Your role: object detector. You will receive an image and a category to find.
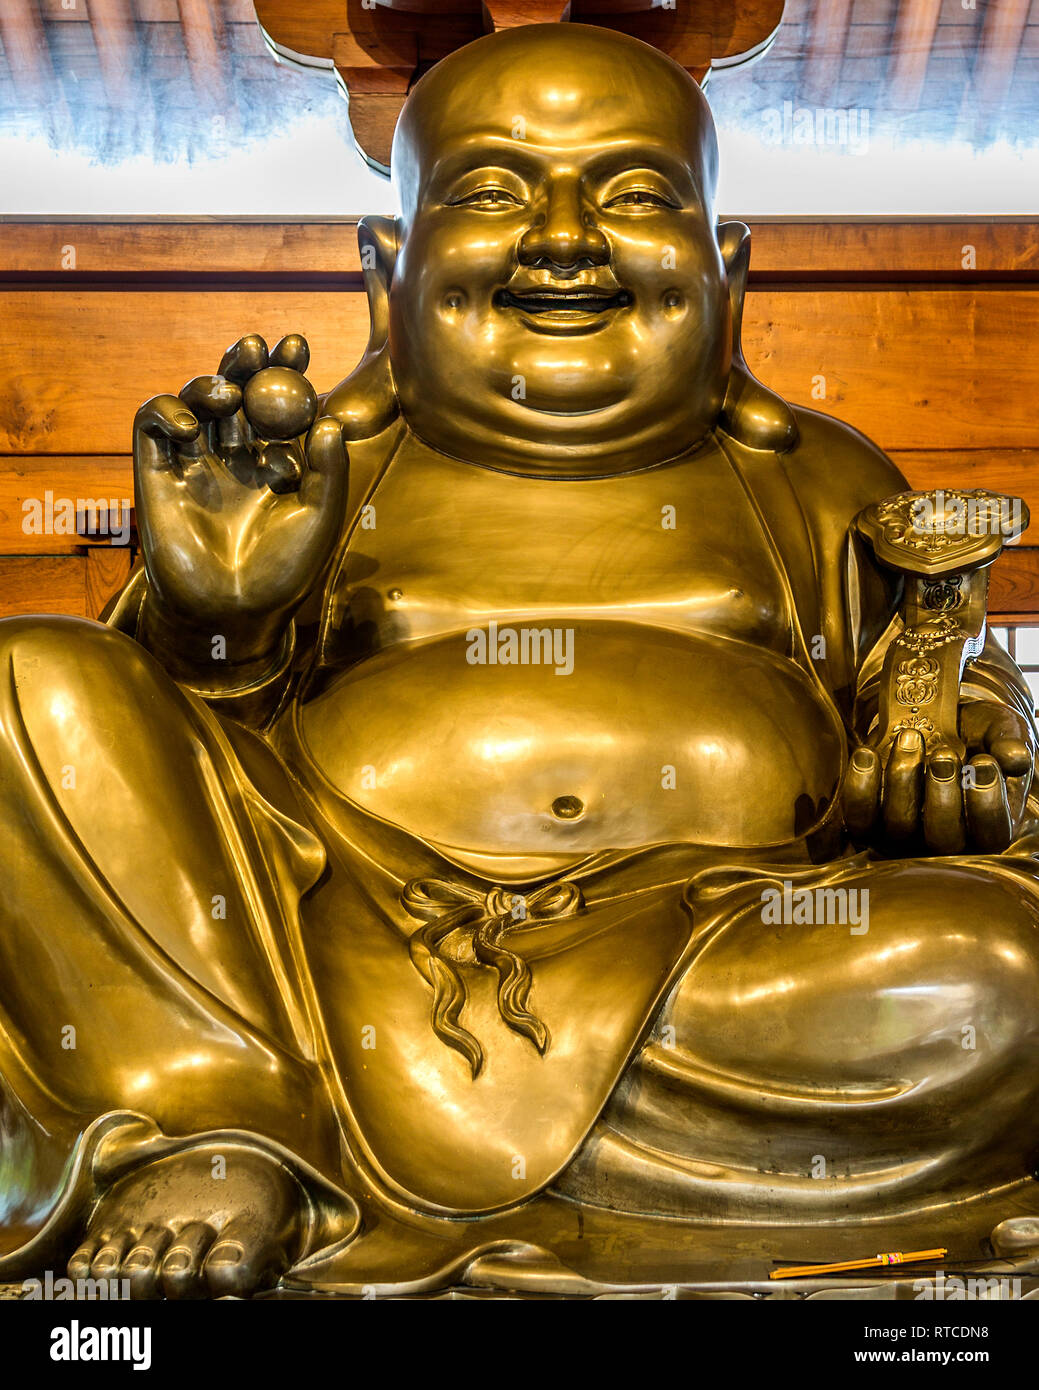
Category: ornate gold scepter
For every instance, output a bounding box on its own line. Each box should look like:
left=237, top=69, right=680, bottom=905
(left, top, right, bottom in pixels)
left=855, top=488, right=1030, bottom=759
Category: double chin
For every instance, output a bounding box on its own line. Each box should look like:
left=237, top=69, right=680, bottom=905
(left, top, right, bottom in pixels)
left=398, top=379, right=725, bottom=477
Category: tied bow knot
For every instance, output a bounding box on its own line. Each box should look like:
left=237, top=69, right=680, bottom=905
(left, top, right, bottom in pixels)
left=401, top=876, right=584, bottom=1078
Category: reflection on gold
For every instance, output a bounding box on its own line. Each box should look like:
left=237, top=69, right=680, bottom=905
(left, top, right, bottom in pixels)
left=0, top=22, right=1038, bottom=1301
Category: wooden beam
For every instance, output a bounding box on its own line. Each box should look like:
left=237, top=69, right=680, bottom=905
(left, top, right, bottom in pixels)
left=6, top=285, right=1039, bottom=454
left=990, top=548, right=1039, bottom=619
left=0, top=288, right=372, bottom=453
left=0, top=548, right=130, bottom=620
left=889, top=0, right=941, bottom=109
left=889, top=450, right=1039, bottom=519
left=0, top=0, right=59, bottom=104
left=87, top=0, right=139, bottom=106
left=5, top=219, right=1039, bottom=280
left=85, top=543, right=132, bottom=616
left=742, top=220, right=1039, bottom=278
left=9, top=448, right=1039, bottom=552
left=801, top=0, right=854, bottom=104
left=973, top=0, right=1030, bottom=110
left=176, top=0, right=230, bottom=109
left=0, top=456, right=134, bottom=553
left=0, top=555, right=88, bottom=619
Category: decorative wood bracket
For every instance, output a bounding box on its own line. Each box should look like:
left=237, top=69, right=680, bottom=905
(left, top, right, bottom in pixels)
left=253, top=1, right=785, bottom=174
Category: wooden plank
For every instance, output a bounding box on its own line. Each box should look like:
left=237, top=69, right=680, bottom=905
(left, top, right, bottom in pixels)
left=1, top=491, right=1036, bottom=620
left=740, top=288, right=1039, bottom=450
left=0, top=457, right=133, bottom=553
left=0, top=555, right=87, bottom=618
left=889, top=450, right=1039, bottom=518
left=1, top=547, right=1035, bottom=621
left=85, top=544, right=132, bottom=616
left=991, top=548, right=1039, bottom=618
left=0, top=290, right=372, bottom=454
left=3, top=220, right=1038, bottom=278
left=0, top=222, right=365, bottom=276
left=743, top=221, right=1039, bottom=276
left=6, top=450, right=1039, bottom=533
left=3, top=286, right=1039, bottom=453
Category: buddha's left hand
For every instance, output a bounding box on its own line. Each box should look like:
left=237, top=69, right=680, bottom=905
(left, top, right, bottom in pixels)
left=842, top=700, right=1034, bottom=854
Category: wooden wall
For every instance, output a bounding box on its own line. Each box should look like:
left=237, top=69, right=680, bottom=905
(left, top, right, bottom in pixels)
left=2, top=217, right=1038, bottom=621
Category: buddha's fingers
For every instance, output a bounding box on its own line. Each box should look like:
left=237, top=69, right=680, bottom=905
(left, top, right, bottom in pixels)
left=965, top=756, right=1014, bottom=854
left=134, top=394, right=200, bottom=451
left=923, top=747, right=967, bottom=855
left=177, top=375, right=243, bottom=463
left=842, top=745, right=880, bottom=840
left=302, top=416, right=350, bottom=519
left=159, top=1222, right=217, bottom=1301
left=961, top=701, right=1033, bottom=778
left=203, top=1215, right=289, bottom=1299
left=270, top=333, right=310, bottom=375
left=217, top=333, right=269, bottom=384
left=214, top=336, right=272, bottom=456
left=133, top=396, right=204, bottom=507
left=179, top=375, right=241, bottom=424
left=882, top=729, right=926, bottom=843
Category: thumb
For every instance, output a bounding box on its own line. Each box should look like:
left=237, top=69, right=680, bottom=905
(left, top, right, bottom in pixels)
left=301, top=417, right=349, bottom=515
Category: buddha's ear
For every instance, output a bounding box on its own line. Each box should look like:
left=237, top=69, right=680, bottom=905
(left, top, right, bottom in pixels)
left=717, top=220, right=799, bottom=453
left=322, top=215, right=401, bottom=441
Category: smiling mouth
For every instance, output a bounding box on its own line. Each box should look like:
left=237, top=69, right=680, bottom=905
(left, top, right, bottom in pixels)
left=496, top=286, right=632, bottom=325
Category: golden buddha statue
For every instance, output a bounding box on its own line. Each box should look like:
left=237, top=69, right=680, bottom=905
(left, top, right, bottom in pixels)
left=2, top=23, right=1038, bottom=1299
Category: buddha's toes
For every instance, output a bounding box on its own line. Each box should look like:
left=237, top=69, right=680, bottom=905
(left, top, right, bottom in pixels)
left=66, top=1147, right=306, bottom=1300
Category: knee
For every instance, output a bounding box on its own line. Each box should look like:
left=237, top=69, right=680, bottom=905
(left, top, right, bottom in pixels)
left=0, top=614, right=132, bottom=678
left=863, top=864, right=1039, bottom=1050
left=819, top=865, right=1039, bottom=1074
left=681, top=863, right=1039, bottom=1083
left=0, top=615, right=161, bottom=707
left=0, top=616, right=184, bottom=760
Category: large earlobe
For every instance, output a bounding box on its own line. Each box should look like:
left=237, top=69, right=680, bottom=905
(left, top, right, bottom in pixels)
left=717, top=220, right=799, bottom=453
left=322, top=215, right=401, bottom=441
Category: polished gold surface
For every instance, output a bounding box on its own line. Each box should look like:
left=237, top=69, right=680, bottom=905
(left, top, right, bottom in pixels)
left=2, top=23, right=1039, bottom=1300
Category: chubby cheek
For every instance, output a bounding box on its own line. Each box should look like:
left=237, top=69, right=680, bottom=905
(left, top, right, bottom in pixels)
left=609, top=223, right=726, bottom=343
left=394, top=216, right=515, bottom=339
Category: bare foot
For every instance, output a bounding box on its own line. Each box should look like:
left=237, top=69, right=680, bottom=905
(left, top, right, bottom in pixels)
left=67, top=1145, right=306, bottom=1299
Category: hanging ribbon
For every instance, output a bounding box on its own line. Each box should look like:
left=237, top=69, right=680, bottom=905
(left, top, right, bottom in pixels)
left=401, top=876, right=584, bottom=1077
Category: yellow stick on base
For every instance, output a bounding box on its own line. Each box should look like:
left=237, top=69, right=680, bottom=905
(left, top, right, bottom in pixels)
left=770, top=1249, right=948, bottom=1280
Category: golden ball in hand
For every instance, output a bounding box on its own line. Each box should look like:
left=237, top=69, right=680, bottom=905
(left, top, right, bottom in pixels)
left=243, top=367, right=318, bottom=441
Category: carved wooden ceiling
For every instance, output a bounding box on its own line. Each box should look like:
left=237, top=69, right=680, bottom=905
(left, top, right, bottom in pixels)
left=252, top=1, right=785, bottom=169
left=1, top=1, right=1038, bottom=208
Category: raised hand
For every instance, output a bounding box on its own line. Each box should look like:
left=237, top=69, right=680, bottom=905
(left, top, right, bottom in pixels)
left=842, top=701, right=1034, bottom=855
left=133, top=334, right=347, bottom=687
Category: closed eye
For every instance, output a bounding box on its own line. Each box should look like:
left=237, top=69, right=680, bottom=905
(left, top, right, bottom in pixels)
left=448, top=187, right=525, bottom=209
left=603, top=188, right=678, bottom=210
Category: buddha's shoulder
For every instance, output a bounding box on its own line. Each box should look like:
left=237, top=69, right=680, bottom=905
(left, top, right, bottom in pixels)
left=783, top=404, right=910, bottom=527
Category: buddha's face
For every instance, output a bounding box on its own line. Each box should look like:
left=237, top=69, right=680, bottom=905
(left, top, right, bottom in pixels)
left=387, top=25, right=732, bottom=475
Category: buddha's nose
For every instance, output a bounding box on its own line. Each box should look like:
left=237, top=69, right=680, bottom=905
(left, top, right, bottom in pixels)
left=518, top=183, right=610, bottom=269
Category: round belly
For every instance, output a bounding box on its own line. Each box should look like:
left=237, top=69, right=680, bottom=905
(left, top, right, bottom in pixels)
left=299, top=622, right=844, bottom=866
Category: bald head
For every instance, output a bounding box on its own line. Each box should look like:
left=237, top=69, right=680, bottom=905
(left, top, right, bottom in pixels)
left=392, top=23, right=718, bottom=222
left=383, top=22, right=734, bottom=475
